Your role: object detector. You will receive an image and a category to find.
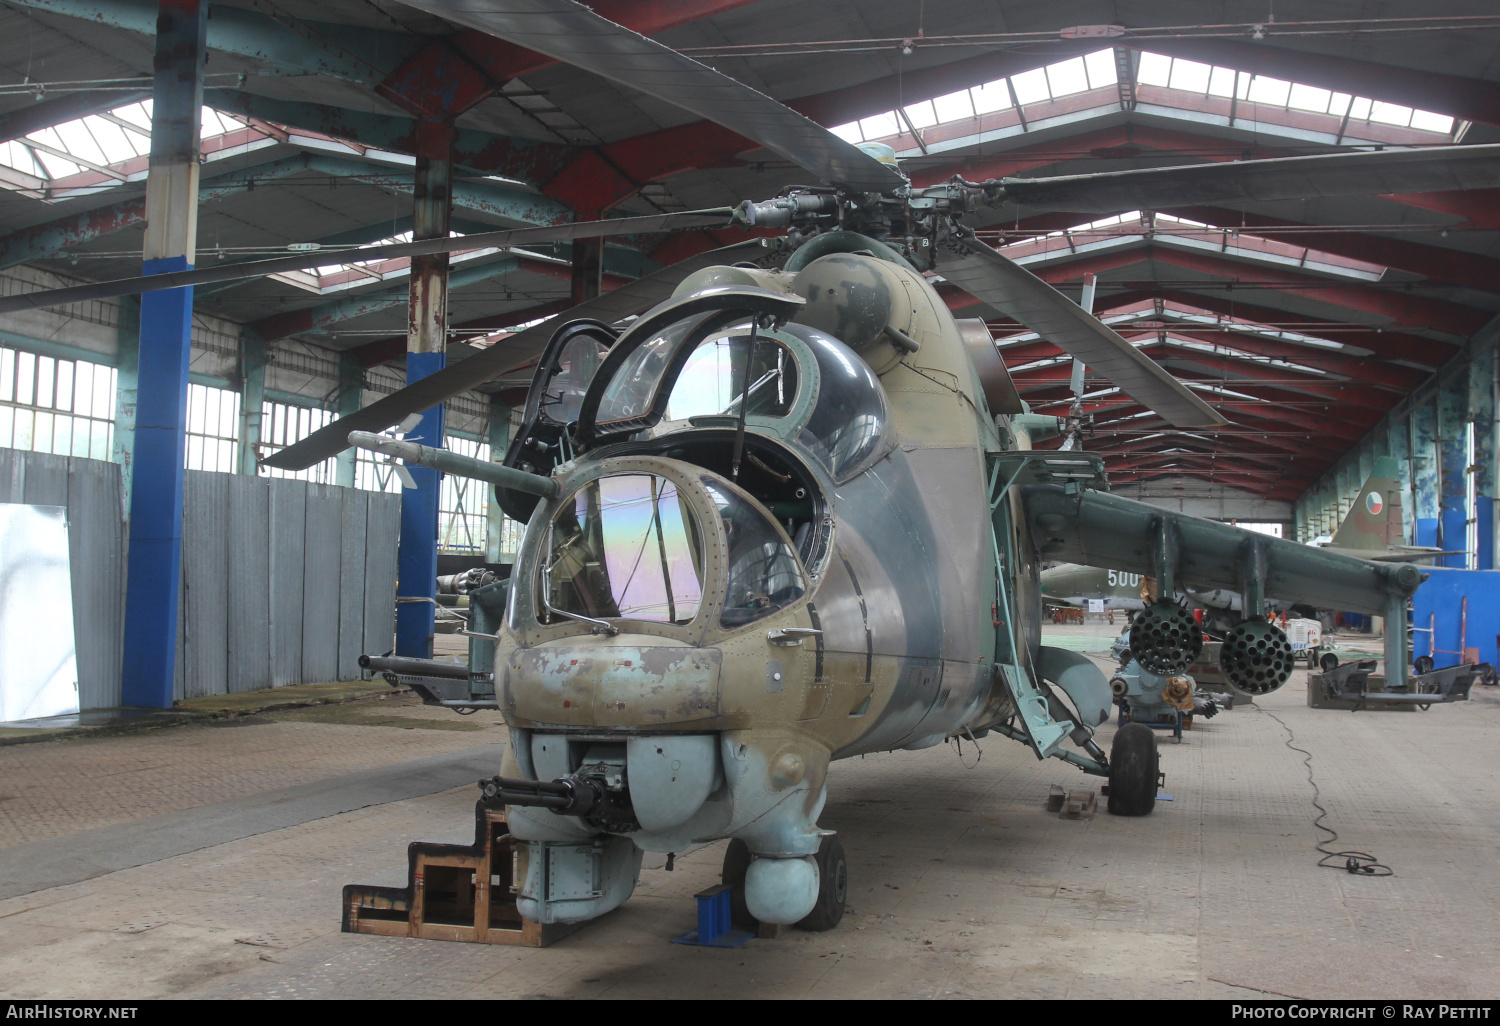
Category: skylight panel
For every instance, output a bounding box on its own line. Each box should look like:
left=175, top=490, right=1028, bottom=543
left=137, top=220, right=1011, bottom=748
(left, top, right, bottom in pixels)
left=85, top=119, right=139, bottom=164
left=53, top=121, right=106, bottom=166
left=1348, top=96, right=1372, bottom=120
left=1083, top=49, right=1117, bottom=88
left=828, top=121, right=863, bottom=143
left=931, top=88, right=974, bottom=122
left=1411, top=109, right=1455, bottom=133
left=1009, top=67, right=1050, bottom=105
left=970, top=79, right=1012, bottom=114
left=0, top=141, right=42, bottom=178
left=1288, top=83, right=1333, bottom=115
left=1207, top=65, right=1237, bottom=98
left=1045, top=57, right=1089, bottom=97
left=114, top=102, right=151, bottom=132
left=1137, top=52, right=1172, bottom=87
left=1247, top=75, right=1292, bottom=106
left=1370, top=100, right=1414, bottom=127
left=1168, top=58, right=1211, bottom=94
left=859, top=110, right=899, bottom=139
left=903, top=100, right=937, bottom=129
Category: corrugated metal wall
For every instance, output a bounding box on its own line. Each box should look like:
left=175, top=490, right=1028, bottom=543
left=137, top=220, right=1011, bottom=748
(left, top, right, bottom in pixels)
left=175, top=474, right=400, bottom=701
left=0, top=449, right=401, bottom=709
left=0, top=449, right=127, bottom=711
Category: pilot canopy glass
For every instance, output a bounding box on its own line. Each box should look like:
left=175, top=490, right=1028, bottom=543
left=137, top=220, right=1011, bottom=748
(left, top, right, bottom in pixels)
left=542, top=474, right=704, bottom=625
left=701, top=477, right=806, bottom=628
left=663, top=332, right=799, bottom=422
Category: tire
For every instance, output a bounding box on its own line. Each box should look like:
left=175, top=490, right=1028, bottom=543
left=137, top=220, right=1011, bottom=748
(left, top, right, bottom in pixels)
left=1414, top=655, right=1435, bottom=676
left=1107, top=722, right=1159, bottom=816
left=796, top=834, right=848, bottom=932
left=1319, top=652, right=1340, bottom=673
left=721, top=838, right=757, bottom=931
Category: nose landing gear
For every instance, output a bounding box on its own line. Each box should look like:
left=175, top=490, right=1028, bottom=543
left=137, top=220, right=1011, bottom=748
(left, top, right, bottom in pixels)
left=1106, top=722, right=1160, bottom=816
left=720, top=831, right=848, bottom=933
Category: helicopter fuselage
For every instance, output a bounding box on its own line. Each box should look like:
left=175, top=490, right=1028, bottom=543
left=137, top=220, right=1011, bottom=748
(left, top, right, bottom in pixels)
left=490, top=241, right=1033, bottom=926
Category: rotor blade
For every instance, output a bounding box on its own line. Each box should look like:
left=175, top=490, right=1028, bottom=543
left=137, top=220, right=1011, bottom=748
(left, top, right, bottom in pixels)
left=1001, top=143, right=1500, bottom=214
left=259, top=238, right=775, bottom=471
left=388, top=0, right=904, bottom=194
left=0, top=209, right=733, bottom=316
left=939, top=232, right=1224, bottom=429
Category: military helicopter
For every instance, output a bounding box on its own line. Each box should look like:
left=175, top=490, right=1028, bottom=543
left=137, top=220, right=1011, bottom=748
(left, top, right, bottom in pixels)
left=4, top=0, right=1491, bottom=934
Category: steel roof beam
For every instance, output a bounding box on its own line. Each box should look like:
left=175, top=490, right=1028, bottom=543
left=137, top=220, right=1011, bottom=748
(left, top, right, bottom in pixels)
left=0, top=90, right=153, bottom=144
left=250, top=255, right=523, bottom=343
left=9, top=0, right=407, bottom=85
left=536, top=42, right=1100, bottom=212
left=1158, top=204, right=1500, bottom=296
left=300, top=155, right=573, bottom=227
left=203, top=89, right=572, bottom=186
left=1082, top=289, right=1458, bottom=368
left=961, top=241, right=1490, bottom=338
left=0, top=152, right=315, bottom=269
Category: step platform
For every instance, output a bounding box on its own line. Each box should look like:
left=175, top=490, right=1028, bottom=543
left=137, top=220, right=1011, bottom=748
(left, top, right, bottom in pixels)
left=342, top=799, right=580, bottom=947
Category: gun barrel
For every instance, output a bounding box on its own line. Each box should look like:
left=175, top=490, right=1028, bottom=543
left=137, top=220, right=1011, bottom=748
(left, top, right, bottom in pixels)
left=359, top=654, right=471, bottom=680
left=478, top=775, right=598, bottom=816
left=348, top=431, right=559, bottom=497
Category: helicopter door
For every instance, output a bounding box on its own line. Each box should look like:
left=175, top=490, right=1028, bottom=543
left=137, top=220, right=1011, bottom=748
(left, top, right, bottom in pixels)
left=495, top=320, right=616, bottom=522
left=574, top=287, right=804, bottom=448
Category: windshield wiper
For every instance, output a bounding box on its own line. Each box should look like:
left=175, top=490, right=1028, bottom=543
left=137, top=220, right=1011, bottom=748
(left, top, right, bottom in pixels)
left=539, top=525, right=619, bottom=636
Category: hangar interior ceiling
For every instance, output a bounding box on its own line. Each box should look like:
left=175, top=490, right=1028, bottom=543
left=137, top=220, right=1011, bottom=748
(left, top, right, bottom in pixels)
left=0, top=0, right=1497, bottom=522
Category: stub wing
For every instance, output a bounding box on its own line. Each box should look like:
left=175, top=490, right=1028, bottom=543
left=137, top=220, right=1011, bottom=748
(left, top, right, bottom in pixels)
left=1019, top=483, right=1424, bottom=616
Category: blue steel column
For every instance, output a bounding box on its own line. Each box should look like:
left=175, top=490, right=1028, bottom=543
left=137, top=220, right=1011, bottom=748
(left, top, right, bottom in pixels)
left=120, top=0, right=206, bottom=708
left=395, top=121, right=454, bottom=658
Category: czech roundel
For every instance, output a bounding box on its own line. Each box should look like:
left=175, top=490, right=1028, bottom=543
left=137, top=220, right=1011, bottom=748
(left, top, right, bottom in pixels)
left=1366, top=491, right=1384, bottom=515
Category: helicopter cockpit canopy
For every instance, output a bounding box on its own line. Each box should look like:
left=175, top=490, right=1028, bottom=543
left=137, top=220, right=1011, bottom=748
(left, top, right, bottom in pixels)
left=573, top=286, right=895, bottom=483
left=537, top=468, right=807, bottom=635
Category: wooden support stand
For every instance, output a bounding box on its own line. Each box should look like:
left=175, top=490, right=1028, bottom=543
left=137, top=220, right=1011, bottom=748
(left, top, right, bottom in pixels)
left=342, top=800, right=580, bottom=947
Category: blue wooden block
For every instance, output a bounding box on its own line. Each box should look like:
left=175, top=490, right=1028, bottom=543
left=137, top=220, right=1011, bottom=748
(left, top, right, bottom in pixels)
left=671, top=883, right=754, bottom=948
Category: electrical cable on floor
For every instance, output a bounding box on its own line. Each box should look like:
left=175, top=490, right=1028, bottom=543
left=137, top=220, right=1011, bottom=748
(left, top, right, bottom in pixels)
left=1263, top=709, right=1393, bottom=876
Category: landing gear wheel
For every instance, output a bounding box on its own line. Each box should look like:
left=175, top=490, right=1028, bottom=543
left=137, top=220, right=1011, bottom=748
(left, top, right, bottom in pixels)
left=1319, top=652, right=1340, bottom=673
left=796, top=834, right=847, bottom=932
left=1107, top=723, right=1159, bottom=817
left=721, top=838, right=756, bottom=931
left=1414, top=655, right=1435, bottom=676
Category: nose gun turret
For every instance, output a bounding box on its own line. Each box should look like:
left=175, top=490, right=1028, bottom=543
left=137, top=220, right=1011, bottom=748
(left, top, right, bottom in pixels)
left=479, top=769, right=639, bottom=834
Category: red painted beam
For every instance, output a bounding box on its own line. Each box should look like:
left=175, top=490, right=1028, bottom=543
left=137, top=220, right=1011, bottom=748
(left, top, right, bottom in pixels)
left=1134, top=333, right=1416, bottom=393
left=960, top=241, right=1488, bottom=338
left=1159, top=205, right=1500, bottom=295
left=1378, top=190, right=1500, bottom=230
left=1136, top=336, right=1417, bottom=397
left=1085, top=289, right=1458, bottom=368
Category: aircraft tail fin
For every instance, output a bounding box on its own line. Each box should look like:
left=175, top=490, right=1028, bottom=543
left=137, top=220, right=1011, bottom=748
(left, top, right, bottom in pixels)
left=1331, top=456, right=1403, bottom=551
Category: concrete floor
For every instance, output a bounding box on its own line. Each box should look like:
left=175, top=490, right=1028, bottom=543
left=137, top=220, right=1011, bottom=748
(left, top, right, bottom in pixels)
left=1, top=625, right=1495, bottom=1000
